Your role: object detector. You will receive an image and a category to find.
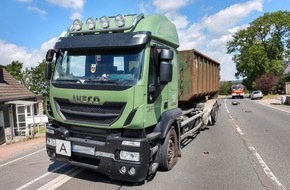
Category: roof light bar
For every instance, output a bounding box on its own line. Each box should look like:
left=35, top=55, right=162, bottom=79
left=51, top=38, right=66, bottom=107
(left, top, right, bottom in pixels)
left=100, top=16, right=110, bottom=29
left=72, top=19, right=82, bottom=31
left=69, top=14, right=144, bottom=34
left=86, top=17, right=95, bottom=30
left=115, top=14, right=125, bottom=27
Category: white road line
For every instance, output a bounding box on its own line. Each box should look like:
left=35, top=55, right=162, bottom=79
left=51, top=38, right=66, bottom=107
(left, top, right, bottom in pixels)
left=249, top=147, right=286, bottom=190
left=236, top=127, right=244, bottom=135
left=0, top=148, right=46, bottom=168
left=15, top=164, right=67, bottom=190
left=256, top=101, right=290, bottom=114
left=37, top=166, right=84, bottom=190
left=225, top=99, right=285, bottom=189
left=224, top=99, right=230, bottom=113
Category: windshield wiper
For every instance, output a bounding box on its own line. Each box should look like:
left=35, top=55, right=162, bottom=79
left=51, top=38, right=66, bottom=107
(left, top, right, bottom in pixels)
left=84, top=79, right=120, bottom=85
left=54, top=78, right=82, bottom=83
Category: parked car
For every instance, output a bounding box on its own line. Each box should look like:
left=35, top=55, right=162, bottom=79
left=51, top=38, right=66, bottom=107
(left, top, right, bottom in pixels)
left=0, top=126, right=5, bottom=145
left=250, top=90, right=263, bottom=100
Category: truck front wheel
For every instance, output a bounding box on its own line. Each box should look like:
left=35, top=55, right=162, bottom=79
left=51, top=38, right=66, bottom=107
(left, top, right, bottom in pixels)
left=158, top=127, right=178, bottom=171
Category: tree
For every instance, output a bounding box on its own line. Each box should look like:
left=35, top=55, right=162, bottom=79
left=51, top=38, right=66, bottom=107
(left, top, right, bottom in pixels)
left=220, top=81, right=232, bottom=95
left=227, top=11, right=290, bottom=90
left=25, top=60, right=49, bottom=97
left=254, top=73, right=279, bottom=94
left=5, top=60, right=50, bottom=97
left=4, top=61, right=26, bottom=84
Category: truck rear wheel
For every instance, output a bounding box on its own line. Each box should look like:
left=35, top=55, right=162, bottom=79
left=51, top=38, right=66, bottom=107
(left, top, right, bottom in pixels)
left=158, top=128, right=178, bottom=171
left=210, top=105, right=219, bottom=125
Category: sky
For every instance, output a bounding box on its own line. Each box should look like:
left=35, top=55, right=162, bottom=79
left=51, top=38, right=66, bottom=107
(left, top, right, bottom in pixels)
left=0, top=0, right=290, bottom=81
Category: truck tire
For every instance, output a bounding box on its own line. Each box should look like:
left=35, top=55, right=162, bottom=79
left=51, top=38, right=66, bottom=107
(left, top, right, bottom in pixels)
left=158, top=127, right=178, bottom=171
left=211, top=109, right=218, bottom=124
left=210, top=102, right=219, bottom=125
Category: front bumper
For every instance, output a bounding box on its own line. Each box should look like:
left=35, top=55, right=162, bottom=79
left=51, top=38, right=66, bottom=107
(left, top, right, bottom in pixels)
left=46, top=125, right=151, bottom=182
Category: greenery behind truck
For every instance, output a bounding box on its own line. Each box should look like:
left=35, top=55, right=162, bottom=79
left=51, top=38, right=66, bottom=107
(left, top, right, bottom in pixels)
left=45, top=13, right=220, bottom=182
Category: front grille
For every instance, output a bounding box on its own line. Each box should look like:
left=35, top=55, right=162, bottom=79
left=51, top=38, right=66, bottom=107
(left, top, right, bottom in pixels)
left=67, top=125, right=111, bottom=142
left=55, top=98, right=126, bottom=126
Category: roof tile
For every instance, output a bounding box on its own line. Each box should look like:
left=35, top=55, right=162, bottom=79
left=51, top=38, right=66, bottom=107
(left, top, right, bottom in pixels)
left=0, top=67, right=36, bottom=102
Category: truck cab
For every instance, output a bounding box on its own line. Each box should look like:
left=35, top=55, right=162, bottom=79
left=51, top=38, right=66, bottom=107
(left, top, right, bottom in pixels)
left=45, top=13, right=220, bottom=182
left=45, top=14, right=180, bottom=182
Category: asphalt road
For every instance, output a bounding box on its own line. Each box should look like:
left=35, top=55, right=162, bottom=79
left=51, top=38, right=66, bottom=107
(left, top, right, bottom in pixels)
left=0, top=98, right=289, bottom=190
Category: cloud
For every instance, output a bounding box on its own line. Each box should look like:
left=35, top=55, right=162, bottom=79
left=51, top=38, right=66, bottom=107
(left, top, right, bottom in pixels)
left=27, top=6, right=47, bottom=17
left=201, top=0, right=263, bottom=38
left=152, top=0, right=194, bottom=12
left=70, top=12, right=82, bottom=20
left=46, top=0, right=84, bottom=20
left=165, top=12, right=190, bottom=30
left=0, top=34, right=63, bottom=69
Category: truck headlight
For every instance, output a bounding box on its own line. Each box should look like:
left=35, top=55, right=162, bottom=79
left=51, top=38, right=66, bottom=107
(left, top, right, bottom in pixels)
left=120, top=150, right=140, bottom=162
left=115, top=14, right=125, bottom=27
left=100, top=16, right=110, bottom=28
left=47, top=138, right=56, bottom=147
left=72, top=19, right=82, bottom=31
left=86, top=17, right=95, bottom=30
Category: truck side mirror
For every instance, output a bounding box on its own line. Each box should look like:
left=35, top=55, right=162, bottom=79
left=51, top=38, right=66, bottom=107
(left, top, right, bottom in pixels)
left=45, top=49, right=55, bottom=80
left=46, top=49, right=55, bottom=62
left=45, top=62, right=52, bottom=80
left=159, top=49, right=173, bottom=83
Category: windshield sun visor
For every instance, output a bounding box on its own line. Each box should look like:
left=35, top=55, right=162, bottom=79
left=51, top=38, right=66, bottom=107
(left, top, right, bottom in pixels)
left=54, top=31, right=151, bottom=50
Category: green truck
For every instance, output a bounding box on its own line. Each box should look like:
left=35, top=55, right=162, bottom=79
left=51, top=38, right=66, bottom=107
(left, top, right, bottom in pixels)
left=45, top=13, right=220, bottom=182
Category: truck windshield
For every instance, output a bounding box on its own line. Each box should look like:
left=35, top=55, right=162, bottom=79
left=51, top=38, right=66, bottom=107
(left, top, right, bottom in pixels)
left=52, top=49, right=144, bottom=86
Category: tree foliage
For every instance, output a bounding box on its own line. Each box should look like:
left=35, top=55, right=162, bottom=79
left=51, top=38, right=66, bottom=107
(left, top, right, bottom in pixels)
left=25, top=60, right=49, bottom=97
left=227, top=11, right=290, bottom=90
left=220, top=81, right=233, bottom=95
left=254, top=73, right=279, bottom=95
left=4, top=61, right=26, bottom=84
left=5, top=60, right=49, bottom=97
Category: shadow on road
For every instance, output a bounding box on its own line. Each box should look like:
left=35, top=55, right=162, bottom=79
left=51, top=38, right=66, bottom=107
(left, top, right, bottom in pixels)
left=47, top=160, right=146, bottom=187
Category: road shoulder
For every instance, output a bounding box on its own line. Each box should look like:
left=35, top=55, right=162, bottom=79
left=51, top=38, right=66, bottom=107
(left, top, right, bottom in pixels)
left=0, top=136, right=45, bottom=164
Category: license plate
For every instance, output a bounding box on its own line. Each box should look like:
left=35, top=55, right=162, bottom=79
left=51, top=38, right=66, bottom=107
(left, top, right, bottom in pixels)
left=72, top=144, right=95, bottom=156
left=56, top=139, right=71, bottom=157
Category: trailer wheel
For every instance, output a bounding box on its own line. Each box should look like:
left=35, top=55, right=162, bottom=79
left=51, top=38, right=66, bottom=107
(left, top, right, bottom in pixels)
left=158, top=128, right=178, bottom=171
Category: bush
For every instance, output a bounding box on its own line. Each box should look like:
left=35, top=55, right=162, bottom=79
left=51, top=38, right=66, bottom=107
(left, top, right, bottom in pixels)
left=254, top=73, right=279, bottom=95
left=220, top=81, right=233, bottom=95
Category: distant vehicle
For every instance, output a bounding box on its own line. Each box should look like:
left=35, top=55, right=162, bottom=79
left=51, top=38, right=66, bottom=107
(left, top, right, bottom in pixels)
left=0, top=126, right=5, bottom=145
left=231, top=84, right=245, bottom=99
left=250, top=90, right=263, bottom=100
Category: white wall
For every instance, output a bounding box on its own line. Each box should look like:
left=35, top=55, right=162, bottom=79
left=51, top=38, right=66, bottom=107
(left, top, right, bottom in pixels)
left=286, top=82, right=290, bottom=95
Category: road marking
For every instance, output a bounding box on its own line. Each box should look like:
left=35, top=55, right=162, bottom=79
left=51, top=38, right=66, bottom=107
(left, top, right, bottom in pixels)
left=37, top=166, right=84, bottom=190
left=253, top=100, right=290, bottom=114
left=235, top=126, right=244, bottom=135
left=0, top=148, right=46, bottom=168
left=224, top=99, right=286, bottom=189
left=15, top=164, right=67, bottom=190
left=249, top=146, right=286, bottom=189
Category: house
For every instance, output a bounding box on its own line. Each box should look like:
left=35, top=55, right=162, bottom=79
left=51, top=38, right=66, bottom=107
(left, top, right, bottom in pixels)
left=0, top=65, right=44, bottom=143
